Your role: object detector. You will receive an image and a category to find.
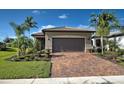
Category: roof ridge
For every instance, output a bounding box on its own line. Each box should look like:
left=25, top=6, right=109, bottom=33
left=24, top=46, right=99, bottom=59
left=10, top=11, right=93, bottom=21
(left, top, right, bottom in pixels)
left=42, top=26, right=96, bottom=32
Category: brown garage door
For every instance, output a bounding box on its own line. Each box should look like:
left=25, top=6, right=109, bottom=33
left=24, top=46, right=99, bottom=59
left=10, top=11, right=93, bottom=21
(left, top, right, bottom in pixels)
left=52, top=38, right=85, bottom=52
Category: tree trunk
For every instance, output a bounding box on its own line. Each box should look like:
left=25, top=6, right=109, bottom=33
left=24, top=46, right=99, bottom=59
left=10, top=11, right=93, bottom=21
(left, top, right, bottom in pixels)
left=101, top=36, right=104, bottom=55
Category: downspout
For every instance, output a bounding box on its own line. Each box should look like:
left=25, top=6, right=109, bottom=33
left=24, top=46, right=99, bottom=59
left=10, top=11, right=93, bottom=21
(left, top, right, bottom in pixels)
left=101, top=36, right=104, bottom=55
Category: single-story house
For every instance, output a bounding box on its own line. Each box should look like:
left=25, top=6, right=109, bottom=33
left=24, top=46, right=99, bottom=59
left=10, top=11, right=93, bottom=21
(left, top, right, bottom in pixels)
left=32, top=26, right=95, bottom=53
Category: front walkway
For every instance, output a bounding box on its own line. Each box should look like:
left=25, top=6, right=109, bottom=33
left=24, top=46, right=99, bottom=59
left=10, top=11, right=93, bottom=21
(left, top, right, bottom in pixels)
left=51, top=52, right=124, bottom=77
left=1, top=76, right=124, bottom=84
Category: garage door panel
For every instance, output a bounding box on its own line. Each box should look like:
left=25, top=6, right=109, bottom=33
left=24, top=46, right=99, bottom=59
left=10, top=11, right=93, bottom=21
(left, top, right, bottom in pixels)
left=52, top=38, right=85, bottom=52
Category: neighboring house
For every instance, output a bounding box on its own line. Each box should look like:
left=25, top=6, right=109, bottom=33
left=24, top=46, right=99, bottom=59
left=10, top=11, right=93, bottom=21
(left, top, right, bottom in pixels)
left=108, top=32, right=124, bottom=49
left=32, top=27, right=95, bottom=53
left=92, top=31, right=124, bottom=50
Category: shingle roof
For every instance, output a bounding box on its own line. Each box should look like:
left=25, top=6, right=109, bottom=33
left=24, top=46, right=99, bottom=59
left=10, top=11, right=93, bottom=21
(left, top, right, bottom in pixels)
left=42, top=26, right=96, bottom=32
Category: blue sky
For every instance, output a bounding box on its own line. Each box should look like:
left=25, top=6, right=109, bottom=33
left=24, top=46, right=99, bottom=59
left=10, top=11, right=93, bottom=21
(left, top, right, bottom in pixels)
left=0, top=9, right=124, bottom=41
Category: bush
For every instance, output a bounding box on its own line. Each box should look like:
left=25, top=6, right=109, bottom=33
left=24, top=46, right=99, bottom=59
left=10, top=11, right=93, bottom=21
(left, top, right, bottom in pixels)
left=7, top=55, right=21, bottom=62
left=25, top=56, right=30, bottom=61
left=108, top=40, right=120, bottom=52
left=42, top=49, right=51, bottom=58
left=118, top=49, right=124, bottom=56
left=26, top=48, right=34, bottom=54
left=6, top=50, right=51, bottom=62
left=97, top=48, right=102, bottom=53
left=6, top=47, right=51, bottom=62
left=116, top=57, right=124, bottom=62
left=6, top=43, right=12, bottom=47
left=0, top=42, right=6, bottom=51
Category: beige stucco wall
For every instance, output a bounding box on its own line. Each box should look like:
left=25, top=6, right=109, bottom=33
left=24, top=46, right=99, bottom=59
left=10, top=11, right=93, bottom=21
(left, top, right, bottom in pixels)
left=45, top=31, right=93, bottom=52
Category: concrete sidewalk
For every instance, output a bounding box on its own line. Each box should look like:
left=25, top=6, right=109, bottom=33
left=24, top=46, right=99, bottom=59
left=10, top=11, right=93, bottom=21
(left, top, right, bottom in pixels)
left=0, top=76, right=124, bottom=84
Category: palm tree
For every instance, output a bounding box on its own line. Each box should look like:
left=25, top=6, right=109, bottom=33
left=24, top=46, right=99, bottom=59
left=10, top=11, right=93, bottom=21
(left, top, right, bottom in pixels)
left=23, top=16, right=37, bottom=38
left=90, top=10, right=119, bottom=54
left=10, top=22, right=25, bottom=56
left=10, top=22, right=25, bottom=37
left=10, top=17, right=37, bottom=56
left=22, top=16, right=37, bottom=51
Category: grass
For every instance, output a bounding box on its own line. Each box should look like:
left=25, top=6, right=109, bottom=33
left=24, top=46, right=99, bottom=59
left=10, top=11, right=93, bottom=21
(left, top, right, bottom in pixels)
left=0, top=48, right=51, bottom=79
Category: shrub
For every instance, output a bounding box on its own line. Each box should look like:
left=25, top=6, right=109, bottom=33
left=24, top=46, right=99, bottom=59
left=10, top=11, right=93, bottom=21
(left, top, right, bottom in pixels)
left=98, top=51, right=119, bottom=61
left=7, top=55, right=21, bottom=62
left=117, top=49, right=124, bottom=56
left=116, top=57, right=124, bottom=62
left=34, top=56, right=41, bottom=61
left=108, top=40, right=120, bottom=51
left=6, top=48, right=51, bottom=62
left=6, top=43, right=12, bottom=47
left=25, top=56, right=31, bottom=61
left=26, top=48, right=34, bottom=54
left=0, top=42, right=6, bottom=51
left=34, top=39, right=41, bottom=51
left=97, top=48, right=102, bottom=53
left=42, top=49, right=51, bottom=58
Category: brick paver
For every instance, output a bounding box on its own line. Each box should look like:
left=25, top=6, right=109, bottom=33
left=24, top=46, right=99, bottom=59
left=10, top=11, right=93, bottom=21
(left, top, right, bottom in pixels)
left=51, top=52, right=124, bottom=77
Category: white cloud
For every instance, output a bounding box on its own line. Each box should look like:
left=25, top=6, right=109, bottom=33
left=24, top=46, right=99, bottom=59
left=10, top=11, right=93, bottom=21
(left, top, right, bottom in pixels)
left=9, top=36, right=16, bottom=39
left=58, top=14, right=68, bottom=19
left=41, top=25, right=55, bottom=29
left=32, top=10, right=40, bottom=15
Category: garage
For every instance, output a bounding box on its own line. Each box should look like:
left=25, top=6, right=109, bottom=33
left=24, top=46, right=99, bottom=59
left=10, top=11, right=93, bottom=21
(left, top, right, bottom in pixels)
left=52, top=38, right=85, bottom=52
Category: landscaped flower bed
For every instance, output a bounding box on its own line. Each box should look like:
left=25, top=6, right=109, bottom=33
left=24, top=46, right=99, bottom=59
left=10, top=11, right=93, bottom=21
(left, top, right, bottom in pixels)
left=96, top=50, right=124, bottom=63
left=6, top=49, right=51, bottom=62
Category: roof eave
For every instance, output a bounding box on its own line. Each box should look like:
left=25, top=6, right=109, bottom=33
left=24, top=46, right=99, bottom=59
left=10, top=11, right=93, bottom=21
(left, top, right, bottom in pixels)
left=42, top=29, right=95, bottom=33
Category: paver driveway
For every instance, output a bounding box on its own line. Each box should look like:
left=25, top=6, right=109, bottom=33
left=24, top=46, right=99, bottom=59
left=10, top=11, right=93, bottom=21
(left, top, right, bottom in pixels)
left=51, top=52, right=124, bottom=77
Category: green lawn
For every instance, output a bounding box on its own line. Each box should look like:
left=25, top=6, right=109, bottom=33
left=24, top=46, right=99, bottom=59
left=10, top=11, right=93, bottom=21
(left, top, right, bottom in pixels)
left=0, top=48, right=51, bottom=79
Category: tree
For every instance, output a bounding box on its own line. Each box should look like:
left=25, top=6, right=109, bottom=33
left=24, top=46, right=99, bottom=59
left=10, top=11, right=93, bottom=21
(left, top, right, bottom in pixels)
left=90, top=10, right=119, bottom=54
left=10, top=16, right=37, bottom=56
left=23, top=16, right=37, bottom=38
left=18, top=36, right=34, bottom=55
left=22, top=16, right=38, bottom=51
left=10, top=22, right=25, bottom=56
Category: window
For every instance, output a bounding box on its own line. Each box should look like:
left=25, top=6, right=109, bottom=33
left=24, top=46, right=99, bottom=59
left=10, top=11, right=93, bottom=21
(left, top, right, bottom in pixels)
left=96, top=39, right=101, bottom=47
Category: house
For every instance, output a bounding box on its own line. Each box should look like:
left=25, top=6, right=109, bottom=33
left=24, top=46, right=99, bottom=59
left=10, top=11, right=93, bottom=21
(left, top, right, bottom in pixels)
left=92, top=31, right=124, bottom=51
left=108, top=32, right=124, bottom=49
left=32, top=27, right=95, bottom=53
